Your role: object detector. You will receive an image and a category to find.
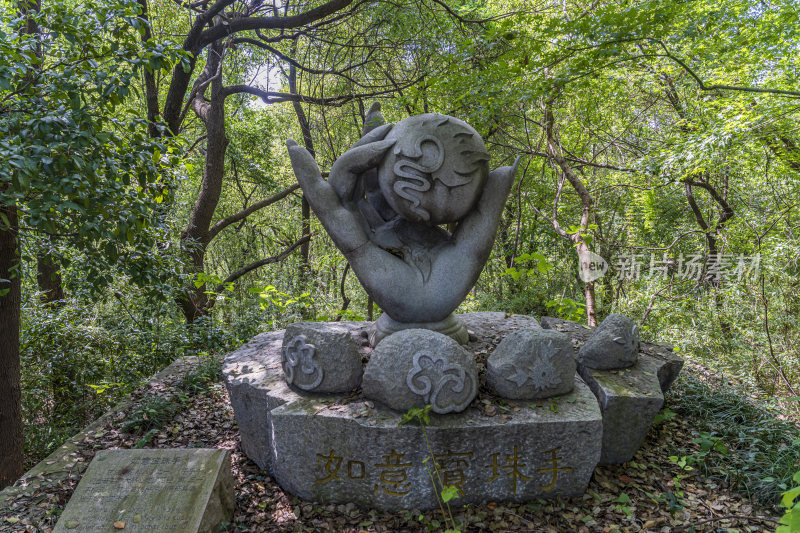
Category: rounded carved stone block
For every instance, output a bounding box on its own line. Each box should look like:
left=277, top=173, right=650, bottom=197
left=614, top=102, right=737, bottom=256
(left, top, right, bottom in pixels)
left=487, top=329, right=576, bottom=400
left=362, top=329, right=477, bottom=414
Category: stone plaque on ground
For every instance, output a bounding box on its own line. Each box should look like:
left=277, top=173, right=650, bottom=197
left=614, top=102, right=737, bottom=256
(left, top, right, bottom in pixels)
left=53, top=449, right=234, bottom=533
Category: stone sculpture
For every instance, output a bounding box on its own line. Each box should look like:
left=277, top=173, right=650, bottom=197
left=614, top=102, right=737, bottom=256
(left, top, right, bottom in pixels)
left=486, top=329, right=576, bottom=399
left=361, top=329, right=478, bottom=414
left=577, top=313, right=640, bottom=370
left=287, top=104, right=518, bottom=345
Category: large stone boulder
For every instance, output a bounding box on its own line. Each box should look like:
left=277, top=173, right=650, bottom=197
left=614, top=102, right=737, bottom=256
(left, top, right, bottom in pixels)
left=282, top=322, right=366, bottom=393
left=362, top=329, right=478, bottom=414
left=486, top=329, right=575, bottom=399
left=577, top=313, right=640, bottom=370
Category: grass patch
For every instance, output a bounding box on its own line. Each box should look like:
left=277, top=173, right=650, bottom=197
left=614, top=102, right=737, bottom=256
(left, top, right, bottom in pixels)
left=120, top=396, right=179, bottom=434
left=177, top=354, right=223, bottom=394
left=668, top=372, right=800, bottom=507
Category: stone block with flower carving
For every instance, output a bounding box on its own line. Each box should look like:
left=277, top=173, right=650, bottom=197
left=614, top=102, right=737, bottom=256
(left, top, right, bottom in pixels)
left=361, top=329, right=477, bottom=414
left=486, top=329, right=576, bottom=400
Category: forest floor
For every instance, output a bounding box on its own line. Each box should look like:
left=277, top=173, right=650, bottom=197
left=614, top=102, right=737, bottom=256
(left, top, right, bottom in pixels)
left=1, top=361, right=785, bottom=533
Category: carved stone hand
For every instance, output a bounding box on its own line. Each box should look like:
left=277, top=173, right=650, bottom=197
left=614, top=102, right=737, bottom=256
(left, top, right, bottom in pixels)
left=287, top=104, right=518, bottom=343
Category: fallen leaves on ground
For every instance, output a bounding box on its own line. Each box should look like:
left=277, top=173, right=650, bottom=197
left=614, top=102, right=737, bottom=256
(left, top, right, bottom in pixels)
left=0, top=376, right=781, bottom=532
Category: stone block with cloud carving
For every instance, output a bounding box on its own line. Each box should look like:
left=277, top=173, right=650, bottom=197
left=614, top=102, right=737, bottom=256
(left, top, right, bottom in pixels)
left=281, top=322, right=367, bottom=393
left=361, top=329, right=477, bottom=414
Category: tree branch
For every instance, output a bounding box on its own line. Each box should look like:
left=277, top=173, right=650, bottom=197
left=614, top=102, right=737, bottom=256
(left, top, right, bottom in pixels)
left=198, top=0, right=353, bottom=48
left=649, top=39, right=800, bottom=98
left=222, top=81, right=423, bottom=106
left=684, top=182, right=710, bottom=231
left=684, top=177, right=734, bottom=228
left=208, top=184, right=300, bottom=240
left=218, top=234, right=311, bottom=288
left=232, top=37, right=372, bottom=81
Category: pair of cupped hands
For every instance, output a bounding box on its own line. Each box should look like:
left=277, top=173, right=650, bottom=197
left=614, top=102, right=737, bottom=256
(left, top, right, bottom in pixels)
left=286, top=104, right=519, bottom=324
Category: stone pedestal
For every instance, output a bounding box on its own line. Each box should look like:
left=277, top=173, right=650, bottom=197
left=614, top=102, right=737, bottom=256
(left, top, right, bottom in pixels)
left=370, top=312, right=469, bottom=346
left=224, top=315, right=602, bottom=510
left=271, top=375, right=601, bottom=510
left=224, top=313, right=683, bottom=509
left=578, top=360, right=665, bottom=464
left=541, top=316, right=684, bottom=464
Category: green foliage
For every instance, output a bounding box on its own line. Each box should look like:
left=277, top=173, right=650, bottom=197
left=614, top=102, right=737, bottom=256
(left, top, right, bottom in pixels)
left=399, top=404, right=433, bottom=427
left=613, top=492, right=632, bottom=517
left=6, top=0, right=800, bottom=519
left=121, top=396, right=177, bottom=434
left=248, top=284, right=315, bottom=326
left=20, top=291, right=254, bottom=467
left=1, top=0, right=184, bottom=291
left=400, top=405, right=462, bottom=532
left=668, top=374, right=800, bottom=506
left=501, top=252, right=553, bottom=281
left=778, top=471, right=800, bottom=533
left=177, top=354, right=223, bottom=394
left=545, top=297, right=587, bottom=323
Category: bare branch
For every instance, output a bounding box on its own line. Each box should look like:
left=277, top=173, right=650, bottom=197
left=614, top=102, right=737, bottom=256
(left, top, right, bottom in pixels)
left=208, top=184, right=300, bottom=240
left=222, top=80, right=423, bottom=106
left=198, top=0, right=353, bottom=48
left=219, top=234, right=311, bottom=287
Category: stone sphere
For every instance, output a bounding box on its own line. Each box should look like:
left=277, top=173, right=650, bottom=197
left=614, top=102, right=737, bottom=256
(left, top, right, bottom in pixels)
left=378, top=114, right=489, bottom=224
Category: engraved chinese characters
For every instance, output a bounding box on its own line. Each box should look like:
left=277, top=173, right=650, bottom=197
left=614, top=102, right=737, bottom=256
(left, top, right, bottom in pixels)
left=286, top=107, right=518, bottom=345
left=311, top=446, right=574, bottom=499
left=487, top=329, right=576, bottom=400
left=267, top=368, right=603, bottom=510
left=53, top=449, right=234, bottom=533
left=362, top=329, right=477, bottom=414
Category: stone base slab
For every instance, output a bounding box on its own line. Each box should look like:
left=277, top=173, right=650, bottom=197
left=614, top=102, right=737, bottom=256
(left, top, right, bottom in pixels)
left=271, top=374, right=601, bottom=510
left=225, top=313, right=683, bottom=508
left=224, top=316, right=602, bottom=510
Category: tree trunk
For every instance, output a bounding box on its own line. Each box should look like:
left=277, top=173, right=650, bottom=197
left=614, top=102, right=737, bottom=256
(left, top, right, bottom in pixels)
left=543, top=94, right=599, bottom=325
left=179, top=42, right=228, bottom=322
left=0, top=202, right=23, bottom=489
left=137, top=0, right=160, bottom=139
left=576, top=242, right=598, bottom=326
left=37, top=251, right=65, bottom=306
left=288, top=62, right=314, bottom=277
left=2, top=0, right=37, bottom=489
